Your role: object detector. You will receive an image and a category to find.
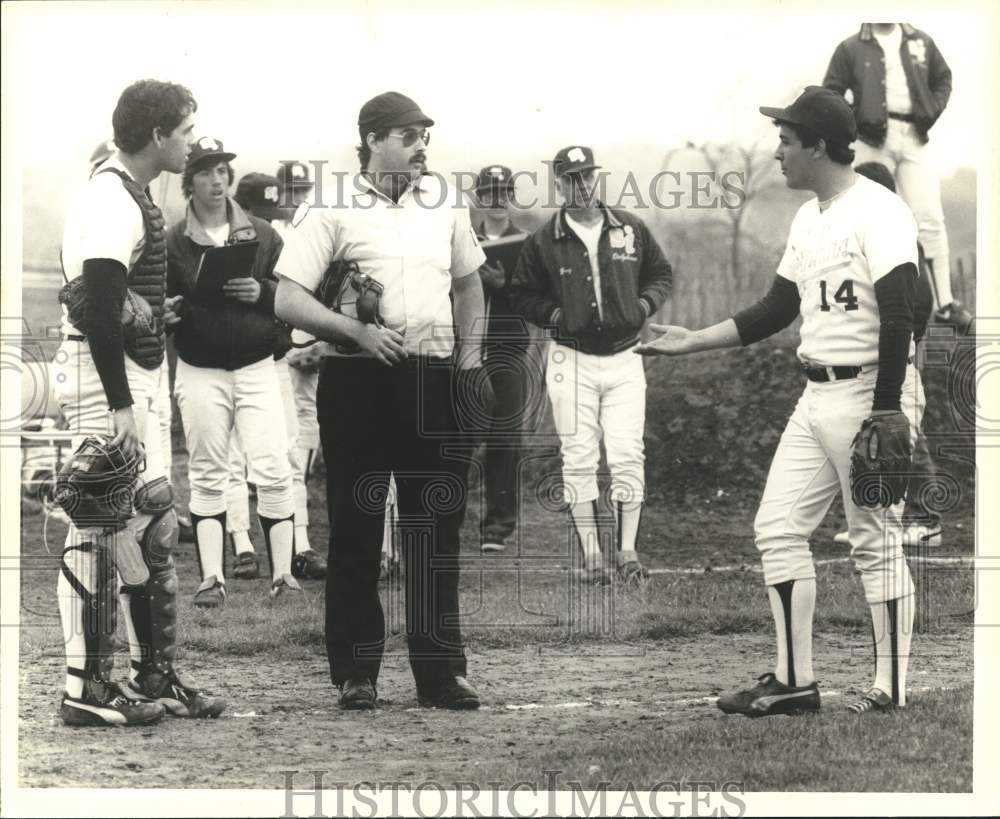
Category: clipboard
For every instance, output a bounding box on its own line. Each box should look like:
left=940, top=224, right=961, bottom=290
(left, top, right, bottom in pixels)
left=194, top=241, right=260, bottom=304
left=481, top=233, right=526, bottom=279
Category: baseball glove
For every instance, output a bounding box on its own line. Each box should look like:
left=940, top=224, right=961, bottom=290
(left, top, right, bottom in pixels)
left=307, top=259, right=385, bottom=355
left=52, top=434, right=145, bottom=531
left=60, top=278, right=158, bottom=345
left=849, top=412, right=912, bottom=509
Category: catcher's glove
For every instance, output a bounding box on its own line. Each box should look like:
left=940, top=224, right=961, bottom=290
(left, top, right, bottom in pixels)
left=849, top=412, right=912, bottom=509
left=52, top=434, right=145, bottom=530
left=59, top=278, right=158, bottom=342
left=298, top=259, right=385, bottom=355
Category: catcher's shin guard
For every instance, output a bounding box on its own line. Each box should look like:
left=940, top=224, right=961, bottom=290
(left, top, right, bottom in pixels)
left=121, top=478, right=180, bottom=678
left=61, top=540, right=117, bottom=682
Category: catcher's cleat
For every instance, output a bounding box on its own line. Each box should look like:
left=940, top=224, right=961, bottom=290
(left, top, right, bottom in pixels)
left=125, top=667, right=225, bottom=718
left=833, top=530, right=850, bottom=545
left=232, top=551, right=260, bottom=580
left=933, top=300, right=975, bottom=335
left=716, top=672, right=820, bottom=717
left=193, top=575, right=226, bottom=608
left=269, top=573, right=303, bottom=599
left=60, top=678, right=165, bottom=727
left=846, top=687, right=895, bottom=714
left=177, top=514, right=195, bottom=543
left=902, top=522, right=942, bottom=549
left=417, top=675, right=481, bottom=710
left=339, top=677, right=377, bottom=710
left=291, top=549, right=327, bottom=580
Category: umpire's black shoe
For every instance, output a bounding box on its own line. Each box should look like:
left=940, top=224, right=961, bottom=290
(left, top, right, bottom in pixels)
left=339, top=677, right=377, bottom=710
left=716, top=672, right=820, bottom=717
left=418, top=676, right=481, bottom=710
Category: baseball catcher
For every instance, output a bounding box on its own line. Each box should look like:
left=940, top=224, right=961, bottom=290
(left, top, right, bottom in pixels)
left=51, top=80, right=223, bottom=727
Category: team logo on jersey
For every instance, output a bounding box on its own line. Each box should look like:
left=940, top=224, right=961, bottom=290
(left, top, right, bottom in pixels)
left=907, top=39, right=927, bottom=66
left=609, top=228, right=626, bottom=248
left=610, top=225, right=637, bottom=261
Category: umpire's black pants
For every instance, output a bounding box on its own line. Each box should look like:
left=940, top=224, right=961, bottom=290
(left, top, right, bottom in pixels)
left=317, top=356, right=471, bottom=693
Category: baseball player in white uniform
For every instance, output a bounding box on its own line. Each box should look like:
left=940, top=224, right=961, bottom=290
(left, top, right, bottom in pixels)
left=637, top=87, right=924, bottom=715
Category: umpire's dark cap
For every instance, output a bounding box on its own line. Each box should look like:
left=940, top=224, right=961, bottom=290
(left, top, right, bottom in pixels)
left=760, top=86, right=857, bottom=149
left=358, top=92, right=434, bottom=141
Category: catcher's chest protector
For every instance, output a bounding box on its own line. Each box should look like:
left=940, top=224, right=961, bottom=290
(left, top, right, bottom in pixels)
left=98, top=167, right=168, bottom=370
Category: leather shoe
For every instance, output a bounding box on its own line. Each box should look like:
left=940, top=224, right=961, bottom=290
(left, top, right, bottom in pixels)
left=339, top=677, right=376, bottom=710
left=418, top=676, right=481, bottom=710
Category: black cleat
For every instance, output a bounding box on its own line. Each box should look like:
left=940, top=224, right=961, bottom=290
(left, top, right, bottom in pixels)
left=291, top=549, right=327, bottom=580
left=60, top=678, right=165, bottom=727
left=125, top=667, right=226, bottom=718
left=716, top=672, right=820, bottom=717
left=846, top=687, right=895, bottom=714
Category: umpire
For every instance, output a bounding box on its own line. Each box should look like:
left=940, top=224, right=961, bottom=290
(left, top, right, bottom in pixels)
left=275, top=92, right=489, bottom=710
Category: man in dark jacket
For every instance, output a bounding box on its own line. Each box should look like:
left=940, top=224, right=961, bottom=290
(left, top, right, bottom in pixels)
left=508, top=146, right=672, bottom=583
left=166, top=137, right=299, bottom=606
left=824, top=23, right=972, bottom=332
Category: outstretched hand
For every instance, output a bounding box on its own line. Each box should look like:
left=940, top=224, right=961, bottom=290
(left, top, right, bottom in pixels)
left=634, top=324, right=699, bottom=356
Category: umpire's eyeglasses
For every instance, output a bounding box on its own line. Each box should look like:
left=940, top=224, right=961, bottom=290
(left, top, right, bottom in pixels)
left=387, top=128, right=431, bottom=148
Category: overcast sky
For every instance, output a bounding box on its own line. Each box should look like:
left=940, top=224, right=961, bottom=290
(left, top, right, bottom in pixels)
left=3, top=0, right=994, bottom=185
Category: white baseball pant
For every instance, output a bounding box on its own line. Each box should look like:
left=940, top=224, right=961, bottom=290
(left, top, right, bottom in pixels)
left=755, top=365, right=925, bottom=604
left=224, top=358, right=307, bottom=532
left=174, top=356, right=293, bottom=520
left=545, top=341, right=646, bottom=505
left=288, top=364, right=320, bottom=451
left=155, top=360, right=172, bottom=475
left=854, top=120, right=951, bottom=303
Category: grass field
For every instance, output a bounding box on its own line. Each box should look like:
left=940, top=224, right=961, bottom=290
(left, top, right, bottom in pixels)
left=14, top=299, right=978, bottom=792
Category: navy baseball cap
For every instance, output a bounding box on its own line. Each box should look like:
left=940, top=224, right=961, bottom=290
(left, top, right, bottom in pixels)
left=185, top=136, right=236, bottom=171
left=759, top=86, right=857, bottom=149
left=234, top=173, right=282, bottom=210
left=476, top=164, right=515, bottom=193
left=276, top=161, right=314, bottom=190
left=358, top=91, right=434, bottom=140
left=553, top=145, right=601, bottom=177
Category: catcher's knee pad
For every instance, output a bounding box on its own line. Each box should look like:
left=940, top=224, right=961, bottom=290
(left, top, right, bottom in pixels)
left=134, top=477, right=178, bottom=570
left=61, top=540, right=117, bottom=679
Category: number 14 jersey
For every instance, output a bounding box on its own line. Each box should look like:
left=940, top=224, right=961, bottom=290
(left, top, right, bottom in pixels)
left=776, top=174, right=918, bottom=368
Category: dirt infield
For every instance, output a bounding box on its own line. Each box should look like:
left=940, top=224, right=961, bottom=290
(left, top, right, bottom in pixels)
left=18, top=626, right=972, bottom=789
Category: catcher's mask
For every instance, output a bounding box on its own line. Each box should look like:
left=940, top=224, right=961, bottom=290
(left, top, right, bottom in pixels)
left=53, top=434, right=146, bottom=530
left=296, top=259, right=386, bottom=355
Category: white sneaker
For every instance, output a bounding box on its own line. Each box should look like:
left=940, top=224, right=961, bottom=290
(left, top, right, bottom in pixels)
left=902, top=523, right=942, bottom=549
left=833, top=530, right=850, bottom=545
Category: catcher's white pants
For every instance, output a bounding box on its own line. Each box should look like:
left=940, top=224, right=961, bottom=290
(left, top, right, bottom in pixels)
left=755, top=365, right=925, bottom=603
left=174, top=356, right=293, bottom=520
left=853, top=120, right=951, bottom=302
left=225, top=358, right=308, bottom=532
left=545, top=341, right=646, bottom=505
left=155, top=360, right=172, bottom=475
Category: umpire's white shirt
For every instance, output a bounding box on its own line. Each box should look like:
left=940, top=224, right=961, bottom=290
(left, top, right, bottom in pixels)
left=276, top=173, right=486, bottom=359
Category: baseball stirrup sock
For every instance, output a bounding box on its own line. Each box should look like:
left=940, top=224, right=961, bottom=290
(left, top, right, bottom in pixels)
left=191, top=512, right=227, bottom=582
left=294, top=524, right=312, bottom=555
left=260, top=514, right=294, bottom=579
left=767, top=578, right=816, bottom=687
left=58, top=542, right=100, bottom=698
left=614, top=500, right=644, bottom=558
left=870, top=597, right=914, bottom=705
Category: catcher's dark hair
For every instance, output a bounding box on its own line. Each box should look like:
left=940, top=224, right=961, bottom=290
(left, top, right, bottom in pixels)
left=356, top=127, right=391, bottom=171
left=778, top=120, right=855, bottom=165
left=182, top=160, right=235, bottom=199
left=855, top=162, right=897, bottom=193
left=112, top=80, right=197, bottom=154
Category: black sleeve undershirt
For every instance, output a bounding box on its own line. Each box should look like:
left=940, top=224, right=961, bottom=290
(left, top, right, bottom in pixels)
left=732, top=274, right=801, bottom=346
left=872, top=262, right=917, bottom=412
left=82, top=258, right=132, bottom=410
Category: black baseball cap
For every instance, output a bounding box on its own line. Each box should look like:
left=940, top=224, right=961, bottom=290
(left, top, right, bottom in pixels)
left=185, top=136, right=237, bottom=171
left=759, top=86, right=857, bottom=149
left=358, top=91, right=434, bottom=141
left=234, top=173, right=282, bottom=210
left=276, top=161, right=314, bottom=190
left=552, top=145, right=601, bottom=177
left=475, top=164, right=514, bottom=193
